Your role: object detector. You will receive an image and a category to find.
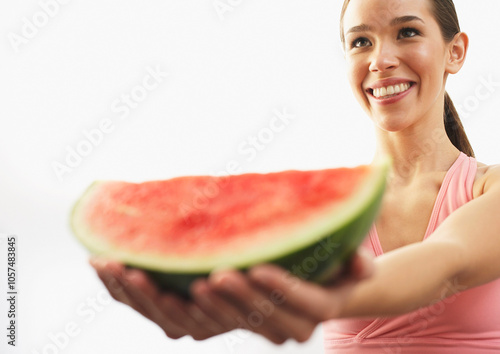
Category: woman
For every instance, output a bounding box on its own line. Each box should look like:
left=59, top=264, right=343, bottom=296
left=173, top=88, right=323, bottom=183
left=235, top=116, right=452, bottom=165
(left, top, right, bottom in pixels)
left=91, top=0, right=500, bottom=351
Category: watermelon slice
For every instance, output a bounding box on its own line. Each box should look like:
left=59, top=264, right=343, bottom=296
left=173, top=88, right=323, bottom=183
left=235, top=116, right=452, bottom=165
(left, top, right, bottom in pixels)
left=71, top=158, right=388, bottom=297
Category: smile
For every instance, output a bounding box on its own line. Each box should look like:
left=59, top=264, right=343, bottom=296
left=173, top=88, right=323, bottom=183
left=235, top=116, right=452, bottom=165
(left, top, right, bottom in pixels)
left=370, top=83, right=413, bottom=99
left=364, top=80, right=416, bottom=105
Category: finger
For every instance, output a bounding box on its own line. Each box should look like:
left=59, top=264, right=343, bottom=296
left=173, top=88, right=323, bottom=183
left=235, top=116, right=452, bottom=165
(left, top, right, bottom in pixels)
left=89, top=257, right=145, bottom=311
left=120, top=270, right=226, bottom=340
left=90, top=257, right=186, bottom=338
left=91, top=257, right=225, bottom=340
left=190, top=279, right=244, bottom=332
left=184, top=302, right=228, bottom=340
left=118, top=269, right=193, bottom=339
left=209, top=271, right=289, bottom=344
left=209, top=270, right=317, bottom=344
left=248, top=264, right=357, bottom=322
left=190, top=277, right=291, bottom=338
left=157, top=295, right=227, bottom=340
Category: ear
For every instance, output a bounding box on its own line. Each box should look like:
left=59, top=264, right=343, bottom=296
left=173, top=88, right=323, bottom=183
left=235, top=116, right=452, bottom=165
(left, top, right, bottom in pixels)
left=445, top=32, right=468, bottom=75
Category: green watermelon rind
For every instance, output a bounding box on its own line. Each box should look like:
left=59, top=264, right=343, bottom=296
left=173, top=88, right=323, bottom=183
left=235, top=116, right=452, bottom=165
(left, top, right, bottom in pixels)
left=71, top=157, right=389, bottom=296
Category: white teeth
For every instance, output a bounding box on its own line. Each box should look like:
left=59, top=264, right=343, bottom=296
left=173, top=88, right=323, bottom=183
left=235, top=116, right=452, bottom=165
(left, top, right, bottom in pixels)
left=372, top=83, right=411, bottom=98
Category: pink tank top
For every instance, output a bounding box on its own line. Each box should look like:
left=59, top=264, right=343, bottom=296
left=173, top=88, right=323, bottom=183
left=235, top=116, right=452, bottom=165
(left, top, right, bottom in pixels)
left=323, top=152, right=500, bottom=353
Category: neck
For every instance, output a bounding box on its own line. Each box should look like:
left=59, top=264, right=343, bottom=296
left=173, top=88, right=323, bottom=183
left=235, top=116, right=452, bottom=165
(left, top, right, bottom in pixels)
left=372, top=121, right=461, bottom=185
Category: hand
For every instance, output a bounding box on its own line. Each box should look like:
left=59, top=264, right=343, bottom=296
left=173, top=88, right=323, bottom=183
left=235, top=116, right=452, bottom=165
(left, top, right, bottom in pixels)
left=90, top=249, right=374, bottom=344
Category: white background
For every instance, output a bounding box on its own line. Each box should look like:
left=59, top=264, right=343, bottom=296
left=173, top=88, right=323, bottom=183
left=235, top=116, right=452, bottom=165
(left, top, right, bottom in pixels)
left=1, top=1, right=499, bottom=353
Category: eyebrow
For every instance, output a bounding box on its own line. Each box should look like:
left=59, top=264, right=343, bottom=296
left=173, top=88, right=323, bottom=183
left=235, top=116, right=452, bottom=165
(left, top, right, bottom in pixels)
left=345, top=15, right=425, bottom=36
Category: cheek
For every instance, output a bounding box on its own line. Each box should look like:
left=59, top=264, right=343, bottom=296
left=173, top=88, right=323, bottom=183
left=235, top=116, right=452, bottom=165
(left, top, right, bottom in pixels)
left=347, top=60, right=366, bottom=95
left=406, top=43, right=446, bottom=86
left=346, top=62, right=372, bottom=115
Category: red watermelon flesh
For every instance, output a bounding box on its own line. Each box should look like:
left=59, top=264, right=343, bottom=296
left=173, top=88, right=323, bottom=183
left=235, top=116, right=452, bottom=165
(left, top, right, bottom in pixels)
left=84, top=168, right=366, bottom=256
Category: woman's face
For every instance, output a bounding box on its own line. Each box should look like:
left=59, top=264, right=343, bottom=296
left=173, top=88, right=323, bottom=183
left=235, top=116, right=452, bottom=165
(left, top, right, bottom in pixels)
left=342, top=0, right=453, bottom=133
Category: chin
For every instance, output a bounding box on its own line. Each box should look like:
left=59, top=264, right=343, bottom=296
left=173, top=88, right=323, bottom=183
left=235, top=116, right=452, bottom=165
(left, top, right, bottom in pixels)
left=371, top=115, right=414, bottom=133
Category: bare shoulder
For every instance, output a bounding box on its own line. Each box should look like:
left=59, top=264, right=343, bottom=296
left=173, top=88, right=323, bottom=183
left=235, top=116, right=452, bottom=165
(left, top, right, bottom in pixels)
left=473, top=161, right=500, bottom=198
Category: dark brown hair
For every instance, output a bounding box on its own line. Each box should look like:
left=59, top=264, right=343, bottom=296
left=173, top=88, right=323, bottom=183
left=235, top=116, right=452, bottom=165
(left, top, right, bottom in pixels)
left=339, top=0, right=474, bottom=157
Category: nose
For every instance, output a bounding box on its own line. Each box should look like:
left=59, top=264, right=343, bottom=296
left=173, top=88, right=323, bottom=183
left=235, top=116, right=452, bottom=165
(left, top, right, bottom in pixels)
left=369, top=42, right=399, bottom=73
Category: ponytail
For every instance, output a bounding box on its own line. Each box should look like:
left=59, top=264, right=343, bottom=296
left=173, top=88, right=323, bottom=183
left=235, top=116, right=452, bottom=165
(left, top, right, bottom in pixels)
left=444, top=92, right=474, bottom=157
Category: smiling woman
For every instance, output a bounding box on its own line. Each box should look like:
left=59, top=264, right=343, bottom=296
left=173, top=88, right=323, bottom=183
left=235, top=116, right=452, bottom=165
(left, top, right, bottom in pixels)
left=340, top=0, right=474, bottom=157
left=90, top=0, right=500, bottom=353
left=324, top=0, right=500, bottom=351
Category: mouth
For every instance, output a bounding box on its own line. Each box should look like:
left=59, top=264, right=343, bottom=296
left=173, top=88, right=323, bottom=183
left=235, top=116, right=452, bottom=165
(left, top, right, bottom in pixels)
left=367, top=82, right=415, bottom=99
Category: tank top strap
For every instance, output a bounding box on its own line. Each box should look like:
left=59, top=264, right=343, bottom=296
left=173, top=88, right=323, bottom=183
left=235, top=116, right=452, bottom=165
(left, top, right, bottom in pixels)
left=423, top=152, right=477, bottom=240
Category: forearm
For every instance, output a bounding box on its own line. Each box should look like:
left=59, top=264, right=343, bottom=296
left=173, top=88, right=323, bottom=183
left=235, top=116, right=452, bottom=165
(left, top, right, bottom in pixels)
left=338, top=239, right=465, bottom=318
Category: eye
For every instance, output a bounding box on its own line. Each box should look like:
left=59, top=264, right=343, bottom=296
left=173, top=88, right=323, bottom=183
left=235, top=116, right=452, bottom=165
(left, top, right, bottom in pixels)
left=398, top=27, right=421, bottom=39
left=350, top=37, right=371, bottom=49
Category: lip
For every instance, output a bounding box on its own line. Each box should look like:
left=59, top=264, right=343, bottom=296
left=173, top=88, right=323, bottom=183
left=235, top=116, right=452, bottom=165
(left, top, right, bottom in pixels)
left=365, top=78, right=416, bottom=105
